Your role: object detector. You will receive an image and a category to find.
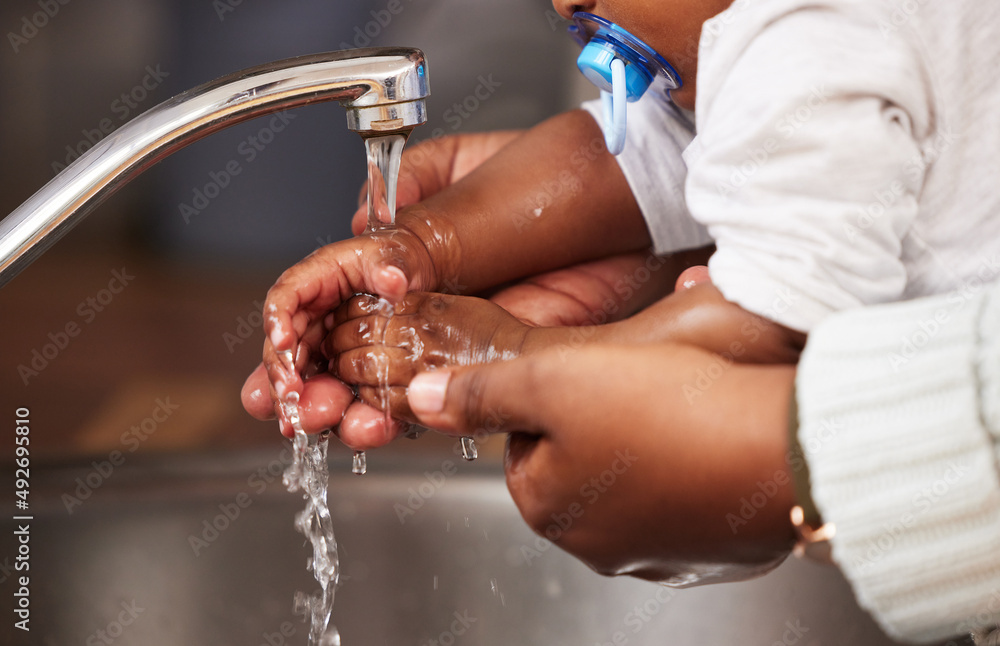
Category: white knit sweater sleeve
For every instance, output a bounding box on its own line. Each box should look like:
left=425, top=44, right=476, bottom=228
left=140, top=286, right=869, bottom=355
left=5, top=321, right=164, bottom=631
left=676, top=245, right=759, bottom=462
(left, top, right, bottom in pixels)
left=796, top=282, right=1000, bottom=643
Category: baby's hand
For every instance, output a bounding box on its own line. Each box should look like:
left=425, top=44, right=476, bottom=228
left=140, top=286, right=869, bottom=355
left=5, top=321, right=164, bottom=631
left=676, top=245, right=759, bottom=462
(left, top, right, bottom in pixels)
left=260, top=214, right=460, bottom=436
left=326, top=292, right=529, bottom=422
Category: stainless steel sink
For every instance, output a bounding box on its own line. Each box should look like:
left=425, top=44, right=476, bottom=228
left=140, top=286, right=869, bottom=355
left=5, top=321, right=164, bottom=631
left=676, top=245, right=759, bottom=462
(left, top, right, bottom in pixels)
left=1, top=447, right=958, bottom=645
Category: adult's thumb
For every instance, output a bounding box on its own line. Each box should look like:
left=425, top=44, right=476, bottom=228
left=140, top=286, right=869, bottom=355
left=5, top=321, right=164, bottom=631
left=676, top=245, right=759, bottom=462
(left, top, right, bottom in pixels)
left=407, top=360, right=544, bottom=436
left=674, top=265, right=711, bottom=292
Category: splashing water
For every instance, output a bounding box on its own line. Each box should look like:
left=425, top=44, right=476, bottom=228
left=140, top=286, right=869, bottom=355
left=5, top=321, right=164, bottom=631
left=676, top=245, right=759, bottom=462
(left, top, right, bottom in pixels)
left=281, top=383, right=341, bottom=646
left=273, top=131, right=433, bottom=645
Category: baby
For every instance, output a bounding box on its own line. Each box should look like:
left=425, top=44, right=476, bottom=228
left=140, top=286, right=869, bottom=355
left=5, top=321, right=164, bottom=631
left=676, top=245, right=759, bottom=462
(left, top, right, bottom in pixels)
left=246, top=0, right=1000, bottom=448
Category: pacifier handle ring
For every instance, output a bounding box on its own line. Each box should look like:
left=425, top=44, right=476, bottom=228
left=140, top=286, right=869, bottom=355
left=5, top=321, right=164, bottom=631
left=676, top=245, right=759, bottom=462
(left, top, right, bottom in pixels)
left=601, top=57, right=627, bottom=155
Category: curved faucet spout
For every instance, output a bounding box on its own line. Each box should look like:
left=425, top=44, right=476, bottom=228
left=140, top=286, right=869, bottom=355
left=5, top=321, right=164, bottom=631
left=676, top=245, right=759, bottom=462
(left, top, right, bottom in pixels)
left=0, top=47, right=429, bottom=288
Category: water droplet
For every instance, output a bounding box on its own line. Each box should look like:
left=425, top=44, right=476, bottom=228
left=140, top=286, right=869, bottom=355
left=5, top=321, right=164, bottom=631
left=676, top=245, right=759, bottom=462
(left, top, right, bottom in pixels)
left=352, top=451, right=367, bottom=475
left=433, top=575, right=439, bottom=590
left=460, top=436, right=478, bottom=461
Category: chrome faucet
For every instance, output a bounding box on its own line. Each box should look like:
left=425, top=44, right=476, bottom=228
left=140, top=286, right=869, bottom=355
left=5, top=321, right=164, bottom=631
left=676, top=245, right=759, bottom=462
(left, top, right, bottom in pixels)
left=0, top=47, right=429, bottom=288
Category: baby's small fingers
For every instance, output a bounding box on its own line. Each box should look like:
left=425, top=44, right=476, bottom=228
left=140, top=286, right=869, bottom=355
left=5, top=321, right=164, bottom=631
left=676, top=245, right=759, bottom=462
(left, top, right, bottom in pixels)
left=263, top=243, right=366, bottom=351
left=334, top=346, right=417, bottom=386
left=326, top=317, right=379, bottom=355
left=326, top=313, right=417, bottom=356
left=332, top=293, right=384, bottom=329
left=330, top=290, right=425, bottom=330
left=327, top=304, right=431, bottom=356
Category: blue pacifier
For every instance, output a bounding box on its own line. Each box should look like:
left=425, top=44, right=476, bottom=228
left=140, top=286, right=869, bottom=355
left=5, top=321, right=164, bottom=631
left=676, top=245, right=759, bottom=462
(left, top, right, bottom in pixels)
left=568, top=12, right=682, bottom=155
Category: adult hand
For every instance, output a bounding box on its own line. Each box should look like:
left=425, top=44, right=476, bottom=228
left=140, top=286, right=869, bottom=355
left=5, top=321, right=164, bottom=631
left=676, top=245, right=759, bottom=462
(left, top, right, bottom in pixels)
left=406, top=342, right=797, bottom=583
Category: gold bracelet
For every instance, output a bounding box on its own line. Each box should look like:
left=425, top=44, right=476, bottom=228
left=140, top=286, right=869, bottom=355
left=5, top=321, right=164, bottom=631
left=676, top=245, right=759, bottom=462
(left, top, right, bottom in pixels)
left=790, top=504, right=836, bottom=564
left=788, top=383, right=836, bottom=563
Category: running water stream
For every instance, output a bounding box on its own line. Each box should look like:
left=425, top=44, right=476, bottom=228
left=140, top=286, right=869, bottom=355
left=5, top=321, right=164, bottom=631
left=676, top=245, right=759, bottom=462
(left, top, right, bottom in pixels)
left=280, top=130, right=477, bottom=645
left=281, top=383, right=341, bottom=646
left=359, top=132, right=479, bottom=468
left=354, top=131, right=410, bottom=475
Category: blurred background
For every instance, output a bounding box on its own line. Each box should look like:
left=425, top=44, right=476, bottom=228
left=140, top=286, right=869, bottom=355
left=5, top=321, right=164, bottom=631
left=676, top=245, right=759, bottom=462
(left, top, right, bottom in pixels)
left=0, top=0, right=589, bottom=462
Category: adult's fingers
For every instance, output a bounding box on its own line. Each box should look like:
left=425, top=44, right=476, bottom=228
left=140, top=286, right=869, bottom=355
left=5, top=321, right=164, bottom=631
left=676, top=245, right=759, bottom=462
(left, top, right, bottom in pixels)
left=487, top=251, right=675, bottom=327
left=674, top=265, right=711, bottom=292
left=407, top=356, right=550, bottom=437
left=338, top=399, right=409, bottom=450
left=242, top=360, right=408, bottom=445
left=241, top=363, right=356, bottom=438
left=241, top=363, right=275, bottom=420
